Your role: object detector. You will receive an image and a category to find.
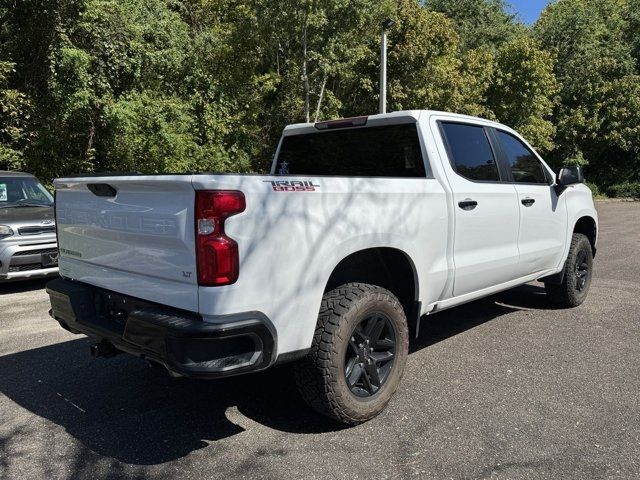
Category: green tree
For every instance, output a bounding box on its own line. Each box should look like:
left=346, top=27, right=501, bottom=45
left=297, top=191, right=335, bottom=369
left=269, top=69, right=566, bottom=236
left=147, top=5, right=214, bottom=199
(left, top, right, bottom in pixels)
left=629, top=0, right=640, bottom=66
left=1, top=0, right=257, bottom=178
left=373, top=0, right=494, bottom=116
left=0, top=62, right=32, bottom=170
left=426, top=0, right=524, bottom=52
left=534, top=0, right=640, bottom=182
left=485, top=36, right=557, bottom=152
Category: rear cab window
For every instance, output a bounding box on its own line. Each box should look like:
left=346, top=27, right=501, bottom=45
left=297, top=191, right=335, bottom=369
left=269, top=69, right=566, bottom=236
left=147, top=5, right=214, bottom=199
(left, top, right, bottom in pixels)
left=275, top=123, right=427, bottom=177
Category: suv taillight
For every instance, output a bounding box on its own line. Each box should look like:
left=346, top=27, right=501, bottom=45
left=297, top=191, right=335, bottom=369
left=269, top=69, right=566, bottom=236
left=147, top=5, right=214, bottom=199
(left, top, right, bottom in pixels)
left=195, top=190, right=246, bottom=286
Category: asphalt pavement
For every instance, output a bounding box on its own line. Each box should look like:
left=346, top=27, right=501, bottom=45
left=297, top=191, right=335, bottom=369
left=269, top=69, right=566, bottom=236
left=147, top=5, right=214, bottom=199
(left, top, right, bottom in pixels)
left=1, top=201, right=638, bottom=480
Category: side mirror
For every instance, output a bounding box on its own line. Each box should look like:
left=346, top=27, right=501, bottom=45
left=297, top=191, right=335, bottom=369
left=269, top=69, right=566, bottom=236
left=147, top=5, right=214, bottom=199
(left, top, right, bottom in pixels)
left=555, top=166, right=585, bottom=196
left=557, top=166, right=585, bottom=186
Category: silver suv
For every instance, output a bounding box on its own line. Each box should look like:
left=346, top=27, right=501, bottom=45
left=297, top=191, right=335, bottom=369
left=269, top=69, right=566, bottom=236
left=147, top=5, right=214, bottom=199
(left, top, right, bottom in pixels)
left=0, top=171, right=58, bottom=282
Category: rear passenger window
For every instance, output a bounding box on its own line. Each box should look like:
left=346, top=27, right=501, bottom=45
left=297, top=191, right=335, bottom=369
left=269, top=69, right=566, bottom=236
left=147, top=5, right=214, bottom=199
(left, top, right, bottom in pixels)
left=497, top=131, right=548, bottom=184
left=275, top=123, right=426, bottom=177
left=440, top=123, right=499, bottom=182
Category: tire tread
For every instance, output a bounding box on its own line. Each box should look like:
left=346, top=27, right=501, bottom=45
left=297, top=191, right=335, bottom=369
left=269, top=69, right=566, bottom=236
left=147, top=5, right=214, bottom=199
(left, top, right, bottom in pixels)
left=545, top=233, right=593, bottom=307
left=294, top=283, right=407, bottom=424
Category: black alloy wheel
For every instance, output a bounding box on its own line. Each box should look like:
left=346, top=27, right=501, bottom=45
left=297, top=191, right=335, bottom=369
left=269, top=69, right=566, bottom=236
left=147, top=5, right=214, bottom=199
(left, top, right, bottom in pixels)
left=575, top=249, right=590, bottom=292
left=344, top=312, right=397, bottom=397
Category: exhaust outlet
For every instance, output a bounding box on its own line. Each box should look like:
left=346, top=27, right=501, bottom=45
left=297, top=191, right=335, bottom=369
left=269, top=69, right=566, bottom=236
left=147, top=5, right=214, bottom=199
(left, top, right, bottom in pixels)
left=90, top=342, right=119, bottom=358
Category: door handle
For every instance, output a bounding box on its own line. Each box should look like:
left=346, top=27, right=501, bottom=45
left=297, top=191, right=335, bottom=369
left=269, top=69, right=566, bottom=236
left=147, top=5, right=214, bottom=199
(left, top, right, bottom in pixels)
left=521, top=198, right=536, bottom=207
left=458, top=199, right=478, bottom=211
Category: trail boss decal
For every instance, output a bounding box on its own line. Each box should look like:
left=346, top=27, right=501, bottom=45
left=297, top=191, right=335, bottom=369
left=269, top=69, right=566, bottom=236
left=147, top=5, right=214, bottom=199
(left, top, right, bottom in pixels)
left=264, top=180, right=320, bottom=192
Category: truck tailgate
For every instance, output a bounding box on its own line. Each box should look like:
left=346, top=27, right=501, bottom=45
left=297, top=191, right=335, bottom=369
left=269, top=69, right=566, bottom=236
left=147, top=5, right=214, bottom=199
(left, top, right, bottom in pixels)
left=54, top=176, right=198, bottom=311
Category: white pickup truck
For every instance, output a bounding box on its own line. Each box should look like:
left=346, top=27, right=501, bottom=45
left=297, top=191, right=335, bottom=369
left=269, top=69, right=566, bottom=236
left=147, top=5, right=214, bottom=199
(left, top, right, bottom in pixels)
left=47, top=110, right=598, bottom=424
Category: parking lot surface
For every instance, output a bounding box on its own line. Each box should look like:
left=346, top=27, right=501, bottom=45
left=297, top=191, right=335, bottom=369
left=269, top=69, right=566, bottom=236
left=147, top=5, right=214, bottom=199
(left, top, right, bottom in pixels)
left=1, top=202, right=638, bottom=480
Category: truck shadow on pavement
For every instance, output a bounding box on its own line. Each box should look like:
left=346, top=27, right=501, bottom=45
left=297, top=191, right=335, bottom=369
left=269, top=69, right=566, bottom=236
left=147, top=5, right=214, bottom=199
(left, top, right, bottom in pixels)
left=411, top=283, right=556, bottom=352
left=0, top=283, right=551, bottom=466
left=0, top=278, right=50, bottom=295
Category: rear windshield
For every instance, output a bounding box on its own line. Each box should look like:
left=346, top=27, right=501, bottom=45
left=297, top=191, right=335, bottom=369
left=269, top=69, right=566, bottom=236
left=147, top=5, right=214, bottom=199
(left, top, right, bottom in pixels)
left=275, top=123, right=427, bottom=177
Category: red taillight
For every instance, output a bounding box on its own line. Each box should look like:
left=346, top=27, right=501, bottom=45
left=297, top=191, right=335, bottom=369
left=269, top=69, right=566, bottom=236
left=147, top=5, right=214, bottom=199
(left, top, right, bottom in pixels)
left=195, top=190, right=246, bottom=286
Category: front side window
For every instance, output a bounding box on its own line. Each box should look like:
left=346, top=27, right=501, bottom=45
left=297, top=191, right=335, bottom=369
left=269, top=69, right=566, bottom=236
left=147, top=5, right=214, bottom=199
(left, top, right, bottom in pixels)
left=440, top=123, right=500, bottom=182
left=275, top=123, right=426, bottom=177
left=0, top=177, right=53, bottom=208
left=497, top=131, right=548, bottom=184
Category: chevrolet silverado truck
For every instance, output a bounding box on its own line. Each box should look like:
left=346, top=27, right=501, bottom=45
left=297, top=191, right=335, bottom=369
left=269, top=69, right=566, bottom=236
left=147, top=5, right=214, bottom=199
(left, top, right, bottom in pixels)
left=46, top=110, right=598, bottom=424
left=1, top=171, right=58, bottom=282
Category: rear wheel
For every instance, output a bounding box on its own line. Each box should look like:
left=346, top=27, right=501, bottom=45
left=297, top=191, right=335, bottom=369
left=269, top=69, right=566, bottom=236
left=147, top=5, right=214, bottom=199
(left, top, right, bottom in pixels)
left=294, top=283, right=409, bottom=424
left=545, top=233, right=594, bottom=307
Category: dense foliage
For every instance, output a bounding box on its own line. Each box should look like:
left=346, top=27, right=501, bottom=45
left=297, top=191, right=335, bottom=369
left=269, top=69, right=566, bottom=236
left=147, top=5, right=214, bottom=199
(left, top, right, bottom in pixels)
left=0, top=0, right=639, bottom=192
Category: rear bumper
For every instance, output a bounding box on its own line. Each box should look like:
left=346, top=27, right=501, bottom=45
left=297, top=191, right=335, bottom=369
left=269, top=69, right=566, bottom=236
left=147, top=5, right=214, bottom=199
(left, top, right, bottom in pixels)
left=46, top=277, right=277, bottom=379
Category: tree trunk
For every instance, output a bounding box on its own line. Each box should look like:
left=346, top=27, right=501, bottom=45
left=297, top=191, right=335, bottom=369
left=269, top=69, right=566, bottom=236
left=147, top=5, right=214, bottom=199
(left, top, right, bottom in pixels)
left=314, top=74, right=328, bottom=122
left=87, top=115, right=95, bottom=160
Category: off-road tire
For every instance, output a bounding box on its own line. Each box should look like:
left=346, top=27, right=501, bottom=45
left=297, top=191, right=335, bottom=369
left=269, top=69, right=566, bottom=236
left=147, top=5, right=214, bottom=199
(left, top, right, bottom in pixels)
left=294, top=283, right=409, bottom=425
left=545, top=233, right=593, bottom=307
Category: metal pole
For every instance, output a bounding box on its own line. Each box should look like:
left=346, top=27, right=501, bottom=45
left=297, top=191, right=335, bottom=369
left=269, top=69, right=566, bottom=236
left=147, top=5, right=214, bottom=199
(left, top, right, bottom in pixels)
left=379, top=28, right=387, bottom=114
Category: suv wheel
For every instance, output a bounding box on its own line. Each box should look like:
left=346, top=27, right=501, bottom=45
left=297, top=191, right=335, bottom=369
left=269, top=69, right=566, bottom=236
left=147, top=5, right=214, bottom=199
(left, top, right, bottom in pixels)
left=545, top=233, right=594, bottom=307
left=294, top=283, right=409, bottom=424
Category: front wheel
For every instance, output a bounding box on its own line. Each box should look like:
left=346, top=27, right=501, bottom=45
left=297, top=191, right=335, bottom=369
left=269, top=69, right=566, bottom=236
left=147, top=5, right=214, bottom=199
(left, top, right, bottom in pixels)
left=545, top=233, right=594, bottom=307
left=294, top=283, right=409, bottom=424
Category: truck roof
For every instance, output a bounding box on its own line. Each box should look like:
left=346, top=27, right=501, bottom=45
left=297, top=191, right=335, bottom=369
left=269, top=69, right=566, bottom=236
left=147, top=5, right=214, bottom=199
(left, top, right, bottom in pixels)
left=0, top=171, right=35, bottom=177
left=282, top=110, right=504, bottom=136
